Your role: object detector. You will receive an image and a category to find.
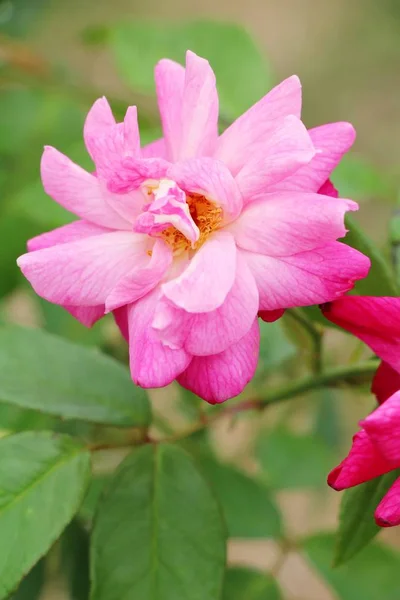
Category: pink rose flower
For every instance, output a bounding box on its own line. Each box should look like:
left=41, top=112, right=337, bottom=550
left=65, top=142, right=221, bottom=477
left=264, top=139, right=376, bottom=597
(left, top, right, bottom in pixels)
left=322, top=296, right=400, bottom=526
left=18, top=51, right=369, bottom=403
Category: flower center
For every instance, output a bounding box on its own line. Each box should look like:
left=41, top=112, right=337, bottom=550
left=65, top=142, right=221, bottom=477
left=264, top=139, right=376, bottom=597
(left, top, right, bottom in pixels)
left=162, top=193, right=222, bottom=255
left=134, top=179, right=223, bottom=256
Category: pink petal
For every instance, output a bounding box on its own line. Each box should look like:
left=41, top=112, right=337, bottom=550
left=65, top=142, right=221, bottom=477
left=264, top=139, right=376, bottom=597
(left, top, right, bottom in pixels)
left=321, top=297, right=400, bottom=373
left=41, top=147, right=130, bottom=229
left=270, top=122, right=356, bottom=193
left=104, top=188, right=146, bottom=226
left=244, top=242, right=370, bottom=310
left=86, top=106, right=141, bottom=182
left=108, top=156, right=171, bottom=194
left=83, top=97, right=116, bottom=162
left=167, top=157, right=243, bottom=223
left=27, top=220, right=109, bottom=252
left=375, top=477, right=400, bottom=527
left=105, top=239, right=172, bottom=312
left=235, top=115, right=315, bottom=202
left=361, top=391, right=400, bottom=464
left=372, top=361, right=400, bottom=405
left=328, top=430, right=392, bottom=490
left=127, top=289, right=191, bottom=387
left=113, top=306, right=129, bottom=341
left=154, top=251, right=259, bottom=355
left=229, top=192, right=358, bottom=256
left=141, top=138, right=167, bottom=159
left=178, top=51, right=219, bottom=161
left=155, top=59, right=185, bottom=162
left=65, top=305, right=105, bottom=327
left=318, top=179, right=338, bottom=197
left=214, top=75, right=302, bottom=175
left=162, top=231, right=236, bottom=313
left=18, top=231, right=148, bottom=307
left=177, top=318, right=260, bottom=404
left=258, top=309, right=285, bottom=322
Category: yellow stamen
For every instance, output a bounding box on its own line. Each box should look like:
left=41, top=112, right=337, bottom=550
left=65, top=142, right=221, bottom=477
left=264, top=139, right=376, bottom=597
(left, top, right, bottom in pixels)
left=161, top=193, right=222, bottom=255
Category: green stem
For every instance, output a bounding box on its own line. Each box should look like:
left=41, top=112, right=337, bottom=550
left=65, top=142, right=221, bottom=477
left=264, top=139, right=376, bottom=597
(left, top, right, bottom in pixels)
left=286, top=308, right=324, bottom=374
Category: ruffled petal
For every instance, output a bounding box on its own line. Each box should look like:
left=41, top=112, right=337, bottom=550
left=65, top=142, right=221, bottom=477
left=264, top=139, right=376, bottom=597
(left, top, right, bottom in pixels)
left=178, top=318, right=260, bottom=404
left=361, top=391, right=400, bottom=464
left=141, top=138, right=167, bottom=159
left=178, top=51, right=219, bottom=160
left=162, top=231, right=236, bottom=313
left=321, top=297, right=400, bottom=373
left=375, top=477, right=400, bottom=527
left=106, top=239, right=172, bottom=312
left=214, top=75, right=302, bottom=175
left=168, top=157, right=243, bottom=223
left=154, top=251, right=259, bottom=355
left=270, top=122, right=355, bottom=193
left=244, top=242, right=370, bottom=310
left=18, top=231, right=148, bottom=307
left=155, top=58, right=185, bottom=162
left=127, top=290, right=191, bottom=387
left=235, top=115, right=315, bottom=202
left=372, top=361, right=400, bottom=404
left=41, top=147, right=130, bottom=229
left=229, top=192, right=358, bottom=256
left=328, top=430, right=393, bottom=490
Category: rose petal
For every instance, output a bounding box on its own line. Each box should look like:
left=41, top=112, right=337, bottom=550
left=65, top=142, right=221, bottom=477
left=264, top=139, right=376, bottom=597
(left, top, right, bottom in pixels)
left=375, top=477, right=400, bottom=527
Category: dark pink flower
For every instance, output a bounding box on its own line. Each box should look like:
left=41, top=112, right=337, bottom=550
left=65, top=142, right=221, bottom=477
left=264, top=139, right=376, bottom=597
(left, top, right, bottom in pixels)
left=322, top=296, right=400, bottom=526
left=17, top=52, right=369, bottom=403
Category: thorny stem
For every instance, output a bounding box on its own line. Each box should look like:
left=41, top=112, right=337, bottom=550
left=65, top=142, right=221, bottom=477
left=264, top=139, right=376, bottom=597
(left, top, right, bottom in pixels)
left=89, top=359, right=379, bottom=452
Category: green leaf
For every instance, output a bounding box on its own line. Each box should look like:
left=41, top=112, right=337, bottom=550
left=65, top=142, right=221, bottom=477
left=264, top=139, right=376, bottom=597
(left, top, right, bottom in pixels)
left=62, top=520, right=90, bottom=600
left=12, top=179, right=75, bottom=229
left=0, top=326, right=151, bottom=427
left=255, top=320, right=296, bottom=380
left=332, top=155, right=395, bottom=202
left=0, top=432, right=91, bottom=599
left=79, top=475, right=110, bottom=522
left=110, top=20, right=272, bottom=120
left=344, top=215, right=398, bottom=295
left=313, top=388, right=343, bottom=451
left=334, top=470, right=400, bottom=565
left=38, top=298, right=105, bottom=346
left=91, top=444, right=227, bottom=600
left=302, top=533, right=400, bottom=600
left=223, top=568, right=282, bottom=600
left=10, top=560, right=45, bottom=600
left=256, top=427, right=334, bottom=490
left=199, top=457, right=282, bottom=538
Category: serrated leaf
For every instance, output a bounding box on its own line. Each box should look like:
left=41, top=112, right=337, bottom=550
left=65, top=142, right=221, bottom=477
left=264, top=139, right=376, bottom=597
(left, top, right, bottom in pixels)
left=90, top=444, right=227, bottom=600
left=302, top=533, right=400, bottom=600
left=223, top=568, right=282, bottom=600
left=110, top=20, right=273, bottom=120
left=0, top=326, right=151, bottom=427
left=344, top=215, right=398, bottom=295
left=256, top=427, right=334, bottom=490
left=334, top=470, right=400, bottom=565
left=199, top=457, right=282, bottom=538
left=0, top=432, right=91, bottom=599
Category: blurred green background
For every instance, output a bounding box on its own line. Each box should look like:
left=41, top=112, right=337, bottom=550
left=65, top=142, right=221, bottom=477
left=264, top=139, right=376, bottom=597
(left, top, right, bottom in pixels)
left=1, top=1, right=400, bottom=599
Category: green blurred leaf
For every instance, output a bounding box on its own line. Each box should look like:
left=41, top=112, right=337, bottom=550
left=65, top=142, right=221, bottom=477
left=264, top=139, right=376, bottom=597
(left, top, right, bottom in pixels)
left=302, top=533, right=400, bottom=600
left=91, top=444, right=227, bottom=600
left=38, top=298, right=105, bottom=346
left=345, top=215, right=398, bottom=295
left=0, top=432, right=91, bottom=599
left=200, top=457, right=282, bottom=539
left=256, top=319, right=296, bottom=379
left=334, top=470, right=400, bottom=565
left=62, top=520, right=90, bottom=600
left=0, top=89, right=40, bottom=156
left=10, top=560, right=45, bottom=600
left=0, top=214, right=41, bottom=299
left=0, top=325, right=151, bottom=427
left=0, top=0, right=48, bottom=36
left=79, top=475, right=109, bottom=522
left=256, top=427, right=334, bottom=490
left=332, top=155, right=395, bottom=202
left=223, top=568, right=282, bottom=600
left=11, top=178, right=75, bottom=229
left=110, top=20, right=273, bottom=120
left=313, top=388, right=343, bottom=451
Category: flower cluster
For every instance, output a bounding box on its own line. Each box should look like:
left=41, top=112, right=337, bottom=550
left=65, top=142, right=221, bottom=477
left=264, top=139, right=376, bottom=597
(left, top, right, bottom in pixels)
left=17, top=51, right=369, bottom=403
